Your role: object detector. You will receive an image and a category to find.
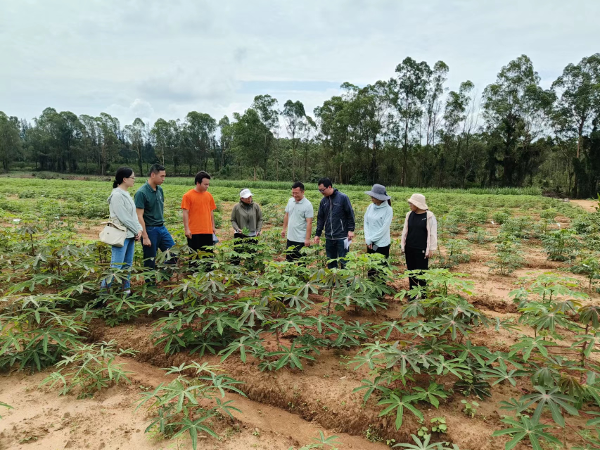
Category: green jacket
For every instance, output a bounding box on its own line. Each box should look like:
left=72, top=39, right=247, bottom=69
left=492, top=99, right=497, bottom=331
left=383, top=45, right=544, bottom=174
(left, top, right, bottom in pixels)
left=231, top=200, right=263, bottom=235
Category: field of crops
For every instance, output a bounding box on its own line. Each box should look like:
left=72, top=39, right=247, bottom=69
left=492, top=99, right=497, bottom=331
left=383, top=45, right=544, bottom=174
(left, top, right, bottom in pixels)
left=1, top=176, right=600, bottom=450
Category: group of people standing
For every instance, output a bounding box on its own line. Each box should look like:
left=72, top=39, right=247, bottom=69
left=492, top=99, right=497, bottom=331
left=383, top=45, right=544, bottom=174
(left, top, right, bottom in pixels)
left=102, top=165, right=438, bottom=297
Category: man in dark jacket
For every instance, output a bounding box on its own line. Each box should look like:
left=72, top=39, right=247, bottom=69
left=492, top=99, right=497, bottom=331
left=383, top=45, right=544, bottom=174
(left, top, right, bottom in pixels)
left=314, top=177, right=355, bottom=269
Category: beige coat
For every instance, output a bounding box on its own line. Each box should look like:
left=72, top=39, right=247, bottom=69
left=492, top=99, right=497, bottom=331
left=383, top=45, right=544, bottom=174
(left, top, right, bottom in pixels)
left=400, top=210, right=438, bottom=255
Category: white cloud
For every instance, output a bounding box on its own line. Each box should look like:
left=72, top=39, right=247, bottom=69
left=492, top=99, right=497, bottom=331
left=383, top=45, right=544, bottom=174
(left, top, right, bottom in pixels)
left=105, top=99, right=156, bottom=126
left=1, top=0, right=599, bottom=128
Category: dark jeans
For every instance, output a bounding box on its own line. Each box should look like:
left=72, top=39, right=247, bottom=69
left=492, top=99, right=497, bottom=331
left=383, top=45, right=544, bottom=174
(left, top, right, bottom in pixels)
left=367, top=244, right=390, bottom=279
left=405, top=246, right=429, bottom=294
left=232, top=233, right=258, bottom=265
left=142, top=225, right=175, bottom=270
left=286, top=240, right=304, bottom=262
left=325, top=238, right=348, bottom=269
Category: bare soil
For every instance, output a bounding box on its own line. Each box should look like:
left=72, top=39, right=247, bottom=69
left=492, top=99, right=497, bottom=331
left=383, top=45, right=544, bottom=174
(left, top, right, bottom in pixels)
left=571, top=199, right=598, bottom=213
left=2, top=206, right=600, bottom=449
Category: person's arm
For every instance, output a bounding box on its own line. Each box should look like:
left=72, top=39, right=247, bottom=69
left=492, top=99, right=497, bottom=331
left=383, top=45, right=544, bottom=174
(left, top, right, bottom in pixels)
left=256, top=204, right=263, bottom=235
left=364, top=205, right=371, bottom=246
left=314, top=202, right=324, bottom=244
left=345, top=195, right=356, bottom=239
left=401, top=211, right=410, bottom=253
left=137, top=208, right=151, bottom=246
left=211, top=210, right=216, bottom=235
left=113, top=195, right=141, bottom=235
left=281, top=212, right=289, bottom=238
left=231, top=206, right=240, bottom=233
left=426, top=212, right=438, bottom=257
left=304, top=217, right=312, bottom=247
left=182, top=209, right=192, bottom=239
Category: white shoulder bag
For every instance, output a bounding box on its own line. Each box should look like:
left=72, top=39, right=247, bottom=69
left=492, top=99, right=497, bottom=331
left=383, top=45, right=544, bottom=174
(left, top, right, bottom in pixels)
left=99, top=220, right=127, bottom=247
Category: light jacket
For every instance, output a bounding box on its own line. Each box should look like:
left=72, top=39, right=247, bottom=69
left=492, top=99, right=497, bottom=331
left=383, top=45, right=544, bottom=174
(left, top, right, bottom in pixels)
left=107, top=188, right=143, bottom=238
left=401, top=210, right=438, bottom=254
left=315, top=189, right=355, bottom=240
left=364, top=202, right=393, bottom=247
left=231, top=200, right=263, bottom=235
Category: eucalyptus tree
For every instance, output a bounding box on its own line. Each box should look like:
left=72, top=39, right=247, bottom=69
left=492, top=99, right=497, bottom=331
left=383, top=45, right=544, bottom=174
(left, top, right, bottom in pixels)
left=389, top=57, right=433, bottom=186
left=124, top=118, right=146, bottom=175
left=551, top=53, right=600, bottom=196
left=150, top=118, right=170, bottom=166
left=424, top=61, right=449, bottom=147
left=282, top=100, right=307, bottom=180
left=95, top=113, right=121, bottom=176
left=231, top=108, right=272, bottom=180
left=218, top=116, right=233, bottom=172
left=314, top=95, right=350, bottom=183
left=79, top=114, right=100, bottom=173
left=185, top=111, right=217, bottom=171
left=30, top=108, right=84, bottom=173
left=301, top=115, right=317, bottom=181
left=0, top=112, right=21, bottom=170
left=439, top=80, right=477, bottom=187
left=482, top=55, right=555, bottom=186
left=252, top=95, right=280, bottom=179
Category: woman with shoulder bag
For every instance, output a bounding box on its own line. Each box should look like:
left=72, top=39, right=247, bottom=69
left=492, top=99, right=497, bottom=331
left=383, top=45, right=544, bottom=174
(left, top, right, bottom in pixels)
left=401, top=193, right=438, bottom=300
left=101, top=167, right=143, bottom=294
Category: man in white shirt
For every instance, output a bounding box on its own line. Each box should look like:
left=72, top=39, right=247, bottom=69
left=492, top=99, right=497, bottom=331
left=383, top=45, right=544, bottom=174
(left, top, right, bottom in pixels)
left=281, top=182, right=313, bottom=262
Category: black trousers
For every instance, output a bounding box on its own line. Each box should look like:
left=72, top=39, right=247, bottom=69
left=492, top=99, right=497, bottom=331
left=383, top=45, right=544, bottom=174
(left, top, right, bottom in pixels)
left=286, top=240, right=304, bottom=262
left=405, top=246, right=429, bottom=293
left=367, top=244, right=390, bottom=279
left=186, top=234, right=214, bottom=270
left=187, top=234, right=214, bottom=253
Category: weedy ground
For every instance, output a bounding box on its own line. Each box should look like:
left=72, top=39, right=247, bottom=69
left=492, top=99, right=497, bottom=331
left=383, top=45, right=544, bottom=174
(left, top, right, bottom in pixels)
left=1, top=177, right=600, bottom=450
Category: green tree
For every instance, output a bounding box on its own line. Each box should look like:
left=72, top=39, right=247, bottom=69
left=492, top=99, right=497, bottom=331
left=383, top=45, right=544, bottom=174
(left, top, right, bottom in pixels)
left=186, top=111, right=217, bottom=172
left=390, top=57, right=433, bottom=185
left=218, top=115, right=233, bottom=173
left=551, top=53, right=600, bottom=196
left=0, top=112, right=21, bottom=170
left=124, top=118, right=146, bottom=175
left=95, top=113, right=121, bottom=176
left=482, top=55, right=555, bottom=186
left=282, top=100, right=307, bottom=181
left=232, top=108, right=272, bottom=180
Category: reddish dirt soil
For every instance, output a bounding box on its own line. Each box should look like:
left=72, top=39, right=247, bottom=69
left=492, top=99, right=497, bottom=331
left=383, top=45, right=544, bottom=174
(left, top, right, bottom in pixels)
left=2, top=205, right=600, bottom=449
left=571, top=199, right=598, bottom=213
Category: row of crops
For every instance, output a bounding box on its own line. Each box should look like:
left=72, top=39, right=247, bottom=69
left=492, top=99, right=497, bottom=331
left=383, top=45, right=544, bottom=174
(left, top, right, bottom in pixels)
left=1, top=178, right=600, bottom=449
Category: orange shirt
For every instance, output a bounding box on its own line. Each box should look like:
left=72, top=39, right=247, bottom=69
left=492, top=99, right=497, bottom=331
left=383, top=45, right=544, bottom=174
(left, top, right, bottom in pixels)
left=181, top=189, right=217, bottom=234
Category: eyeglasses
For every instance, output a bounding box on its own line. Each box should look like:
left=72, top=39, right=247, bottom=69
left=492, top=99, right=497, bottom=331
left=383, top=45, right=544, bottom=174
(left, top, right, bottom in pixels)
left=128, top=176, right=136, bottom=180
left=318, top=188, right=326, bottom=193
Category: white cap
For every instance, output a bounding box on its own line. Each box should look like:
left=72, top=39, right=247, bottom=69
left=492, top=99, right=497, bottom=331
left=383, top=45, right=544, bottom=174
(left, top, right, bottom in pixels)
left=240, top=188, right=253, bottom=199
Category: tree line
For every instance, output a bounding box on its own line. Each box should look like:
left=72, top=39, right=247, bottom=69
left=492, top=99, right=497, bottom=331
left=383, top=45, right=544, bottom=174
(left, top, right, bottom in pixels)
left=1, top=53, right=599, bottom=197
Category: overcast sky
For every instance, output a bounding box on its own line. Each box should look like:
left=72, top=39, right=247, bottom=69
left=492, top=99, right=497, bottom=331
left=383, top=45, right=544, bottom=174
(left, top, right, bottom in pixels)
left=2, top=0, right=598, bottom=127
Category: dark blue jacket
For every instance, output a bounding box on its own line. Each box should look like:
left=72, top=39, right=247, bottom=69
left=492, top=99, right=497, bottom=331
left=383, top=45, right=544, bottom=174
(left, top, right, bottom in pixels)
left=315, top=189, right=355, bottom=240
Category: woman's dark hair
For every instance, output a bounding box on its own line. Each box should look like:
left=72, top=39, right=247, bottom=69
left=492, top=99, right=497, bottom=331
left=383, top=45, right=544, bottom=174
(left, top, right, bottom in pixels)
left=387, top=199, right=392, bottom=206
left=113, top=167, right=134, bottom=188
left=195, top=171, right=211, bottom=185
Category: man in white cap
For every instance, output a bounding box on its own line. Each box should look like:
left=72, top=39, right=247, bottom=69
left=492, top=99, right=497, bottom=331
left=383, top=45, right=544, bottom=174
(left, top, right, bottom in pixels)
left=231, top=188, right=263, bottom=264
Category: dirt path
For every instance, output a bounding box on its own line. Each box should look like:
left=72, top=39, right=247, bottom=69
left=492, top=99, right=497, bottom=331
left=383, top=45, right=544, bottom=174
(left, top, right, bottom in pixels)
left=570, top=199, right=598, bottom=212
left=0, top=358, right=389, bottom=450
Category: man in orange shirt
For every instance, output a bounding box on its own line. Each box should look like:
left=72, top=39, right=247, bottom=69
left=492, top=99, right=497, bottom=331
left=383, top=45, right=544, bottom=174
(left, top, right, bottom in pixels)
left=181, top=171, right=217, bottom=255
